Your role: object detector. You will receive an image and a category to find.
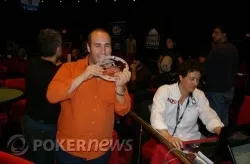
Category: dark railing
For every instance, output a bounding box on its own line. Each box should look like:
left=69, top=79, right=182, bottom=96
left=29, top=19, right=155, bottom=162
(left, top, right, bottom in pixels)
left=128, top=111, right=192, bottom=164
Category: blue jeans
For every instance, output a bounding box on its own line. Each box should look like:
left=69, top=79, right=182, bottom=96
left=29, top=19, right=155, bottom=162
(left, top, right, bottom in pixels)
left=22, top=115, right=57, bottom=164
left=56, top=145, right=111, bottom=164
left=206, top=88, right=234, bottom=126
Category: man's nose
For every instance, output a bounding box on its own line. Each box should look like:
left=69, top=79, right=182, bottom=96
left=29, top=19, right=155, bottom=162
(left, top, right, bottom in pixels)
left=193, top=79, right=198, bottom=87
left=101, top=47, right=106, bottom=54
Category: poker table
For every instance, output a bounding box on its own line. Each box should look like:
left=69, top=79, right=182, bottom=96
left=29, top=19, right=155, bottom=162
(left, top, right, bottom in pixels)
left=0, top=88, right=23, bottom=105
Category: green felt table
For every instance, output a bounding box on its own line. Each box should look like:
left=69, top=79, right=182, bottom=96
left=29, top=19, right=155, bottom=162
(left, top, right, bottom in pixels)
left=0, top=88, right=23, bottom=104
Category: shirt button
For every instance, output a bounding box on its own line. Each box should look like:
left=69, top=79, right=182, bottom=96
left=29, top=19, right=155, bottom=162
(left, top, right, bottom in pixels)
left=92, top=121, right=94, bottom=124
left=90, top=133, right=92, bottom=136
left=93, top=109, right=96, bottom=111
left=94, top=96, right=98, bottom=99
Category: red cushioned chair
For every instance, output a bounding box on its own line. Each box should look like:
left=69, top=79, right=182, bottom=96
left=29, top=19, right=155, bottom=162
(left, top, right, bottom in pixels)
left=118, top=145, right=133, bottom=164
left=18, top=60, right=27, bottom=76
left=239, top=63, right=249, bottom=73
left=0, top=80, right=5, bottom=87
left=236, top=96, right=250, bottom=125
left=0, top=64, right=7, bottom=81
left=142, top=139, right=158, bottom=162
left=0, top=151, right=34, bottom=164
left=3, top=58, right=21, bottom=77
left=108, top=130, right=134, bottom=164
left=235, top=64, right=249, bottom=89
left=109, top=130, right=119, bottom=164
left=0, top=64, right=7, bottom=72
left=8, top=99, right=27, bottom=121
left=5, top=78, right=26, bottom=91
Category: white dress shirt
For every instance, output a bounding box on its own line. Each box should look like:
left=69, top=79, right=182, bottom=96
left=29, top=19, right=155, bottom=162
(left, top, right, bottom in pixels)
left=150, top=83, right=223, bottom=141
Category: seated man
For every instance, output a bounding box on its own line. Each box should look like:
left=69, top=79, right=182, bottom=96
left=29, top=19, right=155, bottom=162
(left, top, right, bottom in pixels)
left=159, top=55, right=172, bottom=73
left=151, top=55, right=178, bottom=88
left=150, top=60, right=223, bottom=149
left=128, top=57, right=151, bottom=93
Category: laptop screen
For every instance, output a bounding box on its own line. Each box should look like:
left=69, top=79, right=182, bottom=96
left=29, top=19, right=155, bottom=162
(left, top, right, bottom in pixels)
left=231, top=143, right=250, bottom=164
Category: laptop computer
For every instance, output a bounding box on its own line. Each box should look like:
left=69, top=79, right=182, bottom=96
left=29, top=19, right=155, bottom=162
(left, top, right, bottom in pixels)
left=182, top=126, right=250, bottom=163
left=188, top=126, right=250, bottom=163
left=218, top=126, right=250, bottom=164
left=228, top=134, right=250, bottom=164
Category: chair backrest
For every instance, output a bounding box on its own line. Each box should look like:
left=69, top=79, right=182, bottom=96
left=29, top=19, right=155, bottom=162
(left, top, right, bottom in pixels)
left=0, top=72, right=7, bottom=80
left=235, top=64, right=249, bottom=89
left=234, top=74, right=248, bottom=89
left=5, top=78, right=26, bottom=91
left=18, top=60, right=26, bottom=75
left=2, top=58, right=27, bottom=76
left=0, top=64, right=7, bottom=72
left=237, top=96, right=250, bottom=125
left=3, top=58, right=20, bottom=73
left=0, top=151, right=34, bottom=164
left=0, top=64, right=7, bottom=80
left=239, top=63, right=249, bottom=73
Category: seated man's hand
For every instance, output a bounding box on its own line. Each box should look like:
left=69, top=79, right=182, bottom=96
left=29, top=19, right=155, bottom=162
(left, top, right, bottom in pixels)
left=167, top=136, right=184, bottom=149
left=213, top=126, right=222, bottom=136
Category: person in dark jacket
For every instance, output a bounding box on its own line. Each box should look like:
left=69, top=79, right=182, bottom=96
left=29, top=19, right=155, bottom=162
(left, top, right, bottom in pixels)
left=205, top=25, right=239, bottom=126
left=22, top=29, right=62, bottom=164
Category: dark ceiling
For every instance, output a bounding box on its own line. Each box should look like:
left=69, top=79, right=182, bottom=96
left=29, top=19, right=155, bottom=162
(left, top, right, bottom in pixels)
left=0, top=0, right=249, bottom=58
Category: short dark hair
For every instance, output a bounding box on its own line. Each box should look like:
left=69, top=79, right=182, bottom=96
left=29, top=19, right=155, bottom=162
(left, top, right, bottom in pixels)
left=178, top=59, right=204, bottom=78
left=37, top=29, right=62, bottom=57
left=166, top=36, right=176, bottom=43
left=214, top=24, right=227, bottom=34
left=87, top=28, right=110, bottom=46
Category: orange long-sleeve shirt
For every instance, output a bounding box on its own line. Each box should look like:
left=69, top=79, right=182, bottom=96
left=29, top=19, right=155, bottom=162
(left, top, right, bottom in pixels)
left=46, top=56, right=131, bottom=160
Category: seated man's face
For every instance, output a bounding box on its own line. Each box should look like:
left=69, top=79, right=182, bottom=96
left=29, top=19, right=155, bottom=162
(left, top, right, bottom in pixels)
left=72, top=49, right=80, bottom=58
left=179, top=71, right=201, bottom=92
left=160, top=64, right=171, bottom=73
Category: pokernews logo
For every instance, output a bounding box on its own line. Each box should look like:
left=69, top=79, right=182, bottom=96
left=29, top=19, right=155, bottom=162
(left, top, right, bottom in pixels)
left=7, top=134, right=29, bottom=156
left=7, top=134, right=133, bottom=156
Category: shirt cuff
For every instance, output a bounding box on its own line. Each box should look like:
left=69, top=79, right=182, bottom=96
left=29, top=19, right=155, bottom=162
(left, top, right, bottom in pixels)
left=151, top=122, right=168, bottom=131
left=114, top=90, right=131, bottom=116
left=206, top=120, right=224, bottom=133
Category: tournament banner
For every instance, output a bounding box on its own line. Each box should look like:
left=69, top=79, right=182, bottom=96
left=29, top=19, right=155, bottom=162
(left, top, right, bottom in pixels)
left=145, top=28, right=160, bottom=50
left=109, top=21, right=127, bottom=53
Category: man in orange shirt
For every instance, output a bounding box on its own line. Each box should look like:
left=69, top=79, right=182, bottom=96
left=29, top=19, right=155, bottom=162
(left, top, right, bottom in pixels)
left=46, top=28, right=131, bottom=164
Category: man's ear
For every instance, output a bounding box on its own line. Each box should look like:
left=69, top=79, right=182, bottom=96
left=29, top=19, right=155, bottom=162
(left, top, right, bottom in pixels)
left=56, top=46, right=62, bottom=57
left=87, top=43, right=90, bottom=53
left=179, top=75, right=183, bottom=82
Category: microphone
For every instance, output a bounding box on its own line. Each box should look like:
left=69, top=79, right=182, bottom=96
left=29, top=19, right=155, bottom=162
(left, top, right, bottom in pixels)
left=189, top=92, right=197, bottom=105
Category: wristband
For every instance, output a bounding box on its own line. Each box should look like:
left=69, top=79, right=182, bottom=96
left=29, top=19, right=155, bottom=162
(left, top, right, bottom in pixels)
left=115, top=87, right=126, bottom=96
left=116, top=91, right=125, bottom=96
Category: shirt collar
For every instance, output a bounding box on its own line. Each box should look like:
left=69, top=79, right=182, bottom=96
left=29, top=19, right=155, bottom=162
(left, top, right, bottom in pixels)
left=174, top=82, right=182, bottom=100
left=174, top=82, right=198, bottom=105
left=85, top=55, right=90, bottom=65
